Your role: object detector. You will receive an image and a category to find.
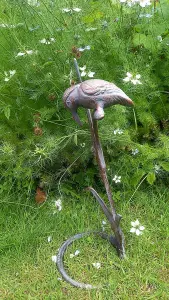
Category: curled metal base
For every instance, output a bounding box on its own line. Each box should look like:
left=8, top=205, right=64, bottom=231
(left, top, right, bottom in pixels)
left=56, top=231, right=118, bottom=289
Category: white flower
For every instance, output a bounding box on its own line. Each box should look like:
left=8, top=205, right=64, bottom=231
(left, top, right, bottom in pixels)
left=132, top=149, right=139, bottom=155
left=25, top=50, right=34, bottom=55
left=139, top=0, right=151, bottom=7
left=70, top=250, right=80, bottom=258
left=113, top=128, right=123, bottom=135
left=16, top=52, right=25, bottom=57
left=74, top=34, right=80, bottom=39
left=130, top=219, right=145, bottom=235
left=73, top=8, right=81, bottom=12
left=113, top=175, right=121, bottom=183
left=4, top=70, right=16, bottom=82
left=62, top=8, right=81, bottom=13
left=121, top=0, right=151, bottom=7
left=40, top=38, right=55, bottom=44
left=123, top=72, right=132, bottom=82
left=80, top=65, right=95, bottom=78
left=0, top=23, right=16, bottom=28
left=101, top=220, right=107, bottom=231
left=157, top=36, right=162, bottom=42
left=80, top=143, right=85, bottom=147
left=16, top=50, right=37, bottom=57
left=57, top=277, right=62, bottom=281
left=139, top=13, right=152, bottom=18
left=27, top=0, right=40, bottom=6
left=0, top=23, right=6, bottom=28
left=54, top=199, right=62, bottom=211
left=47, top=236, right=52, bottom=242
left=85, top=28, right=97, bottom=32
left=52, top=255, right=57, bottom=263
left=78, top=47, right=85, bottom=52
left=92, top=262, right=101, bottom=269
left=62, top=8, right=71, bottom=12
left=78, top=45, right=91, bottom=52
left=154, top=164, right=160, bottom=174
left=123, top=72, right=142, bottom=85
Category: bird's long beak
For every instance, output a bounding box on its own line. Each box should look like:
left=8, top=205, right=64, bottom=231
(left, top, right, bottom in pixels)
left=72, top=110, right=83, bottom=126
left=125, top=97, right=134, bottom=106
left=120, top=94, right=134, bottom=106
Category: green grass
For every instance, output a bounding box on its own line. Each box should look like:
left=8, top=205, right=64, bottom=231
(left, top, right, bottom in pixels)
left=0, top=186, right=168, bottom=299
left=0, top=1, right=169, bottom=299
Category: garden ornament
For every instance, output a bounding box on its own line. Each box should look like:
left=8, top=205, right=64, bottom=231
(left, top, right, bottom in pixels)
left=63, top=79, right=133, bottom=126
left=56, top=59, right=134, bottom=289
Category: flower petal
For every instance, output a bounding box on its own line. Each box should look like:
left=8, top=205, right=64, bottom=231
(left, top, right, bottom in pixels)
left=130, top=227, right=136, bottom=233
left=62, top=8, right=71, bottom=12
left=40, top=38, right=47, bottom=44
left=135, top=219, right=140, bottom=226
left=79, top=65, right=86, bottom=71
left=16, top=52, right=25, bottom=56
left=87, top=71, right=95, bottom=78
left=81, top=71, right=86, bottom=77
left=48, top=236, right=52, bottom=242
left=73, top=8, right=81, bottom=12
left=85, top=45, right=91, bottom=50
left=139, top=226, right=145, bottom=231
left=92, top=262, right=101, bottom=269
left=126, top=72, right=133, bottom=78
left=135, top=74, right=141, bottom=79
left=123, top=77, right=130, bottom=82
left=9, top=70, right=16, bottom=76
left=52, top=255, right=57, bottom=263
left=135, top=229, right=141, bottom=235
left=70, top=254, right=75, bottom=258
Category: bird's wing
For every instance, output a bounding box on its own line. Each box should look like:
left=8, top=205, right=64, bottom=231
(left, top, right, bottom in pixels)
left=81, top=79, right=116, bottom=96
left=80, top=79, right=133, bottom=106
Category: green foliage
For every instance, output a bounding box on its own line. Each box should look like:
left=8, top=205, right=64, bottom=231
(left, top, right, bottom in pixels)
left=0, top=0, right=169, bottom=198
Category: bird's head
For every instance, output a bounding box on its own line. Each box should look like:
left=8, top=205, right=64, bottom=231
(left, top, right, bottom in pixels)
left=63, top=84, right=83, bottom=126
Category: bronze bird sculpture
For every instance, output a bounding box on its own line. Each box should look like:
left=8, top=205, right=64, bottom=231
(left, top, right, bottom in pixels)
left=63, top=79, right=133, bottom=126
left=57, top=65, right=135, bottom=288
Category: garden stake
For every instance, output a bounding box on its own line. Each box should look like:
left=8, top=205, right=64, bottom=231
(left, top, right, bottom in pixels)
left=56, top=58, right=134, bottom=288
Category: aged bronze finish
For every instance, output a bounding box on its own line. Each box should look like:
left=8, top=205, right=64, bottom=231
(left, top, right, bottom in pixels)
left=56, top=59, right=134, bottom=288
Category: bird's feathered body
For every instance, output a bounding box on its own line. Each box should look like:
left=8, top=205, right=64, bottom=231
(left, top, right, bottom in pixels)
left=63, top=79, right=133, bottom=125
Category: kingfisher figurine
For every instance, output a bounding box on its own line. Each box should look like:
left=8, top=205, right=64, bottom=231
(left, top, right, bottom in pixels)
left=63, top=79, right=133, bottom=126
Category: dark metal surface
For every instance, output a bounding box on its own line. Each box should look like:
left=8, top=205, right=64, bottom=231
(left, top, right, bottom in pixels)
left=56, top=231, right=117, bottom=289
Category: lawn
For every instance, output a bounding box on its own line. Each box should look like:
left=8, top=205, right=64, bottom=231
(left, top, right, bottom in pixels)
left=0, top=0, right=169, bottom=299
left=0, top=186, right=168, bottom=299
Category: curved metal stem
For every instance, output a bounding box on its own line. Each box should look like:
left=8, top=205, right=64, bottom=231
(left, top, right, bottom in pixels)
left=92, top=119, right=116, bottom=216
left=73, top=58, right=125, bottom=258
left=56, top=231, right=118, bottom=289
